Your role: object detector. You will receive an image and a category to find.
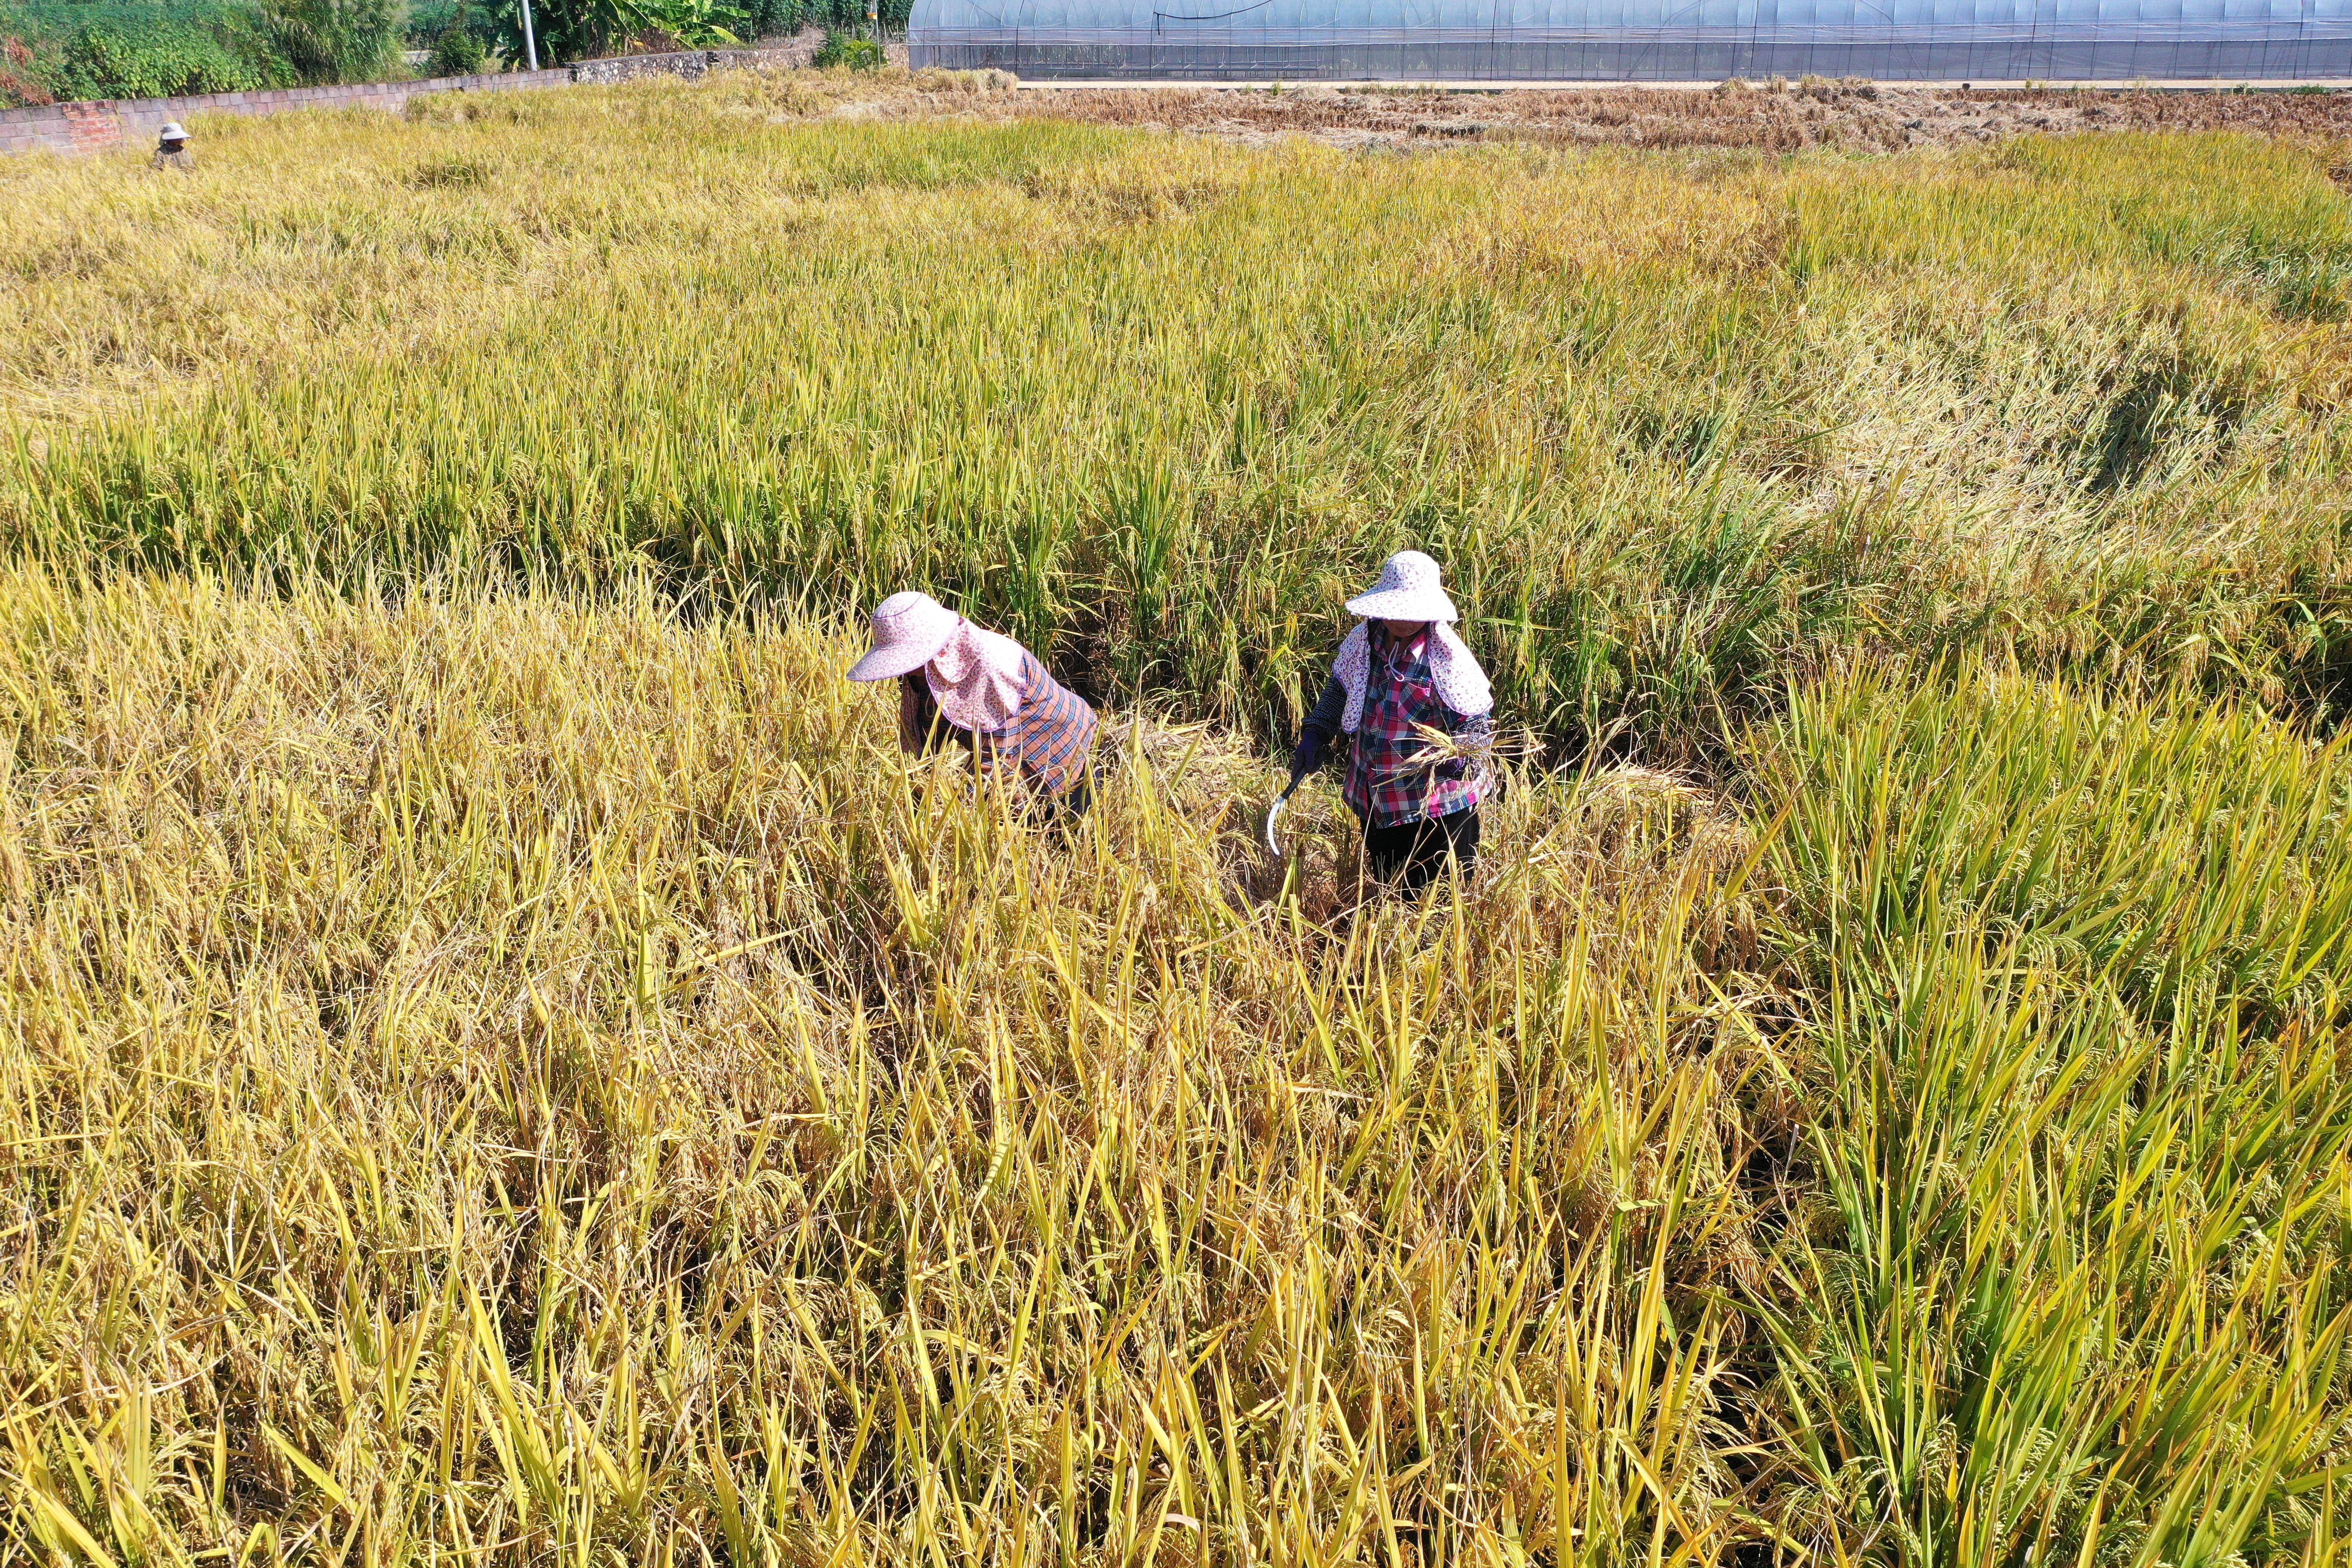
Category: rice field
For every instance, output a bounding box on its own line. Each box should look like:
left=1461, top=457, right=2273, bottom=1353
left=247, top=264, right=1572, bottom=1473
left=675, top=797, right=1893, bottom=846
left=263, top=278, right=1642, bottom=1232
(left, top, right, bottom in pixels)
left=3, top=71, right=2352, bottom=1565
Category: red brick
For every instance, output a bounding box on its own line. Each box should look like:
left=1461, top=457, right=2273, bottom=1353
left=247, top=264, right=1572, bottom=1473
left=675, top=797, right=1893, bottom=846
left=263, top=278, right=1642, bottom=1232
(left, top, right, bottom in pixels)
left=61, top=103, right=122, bottom=151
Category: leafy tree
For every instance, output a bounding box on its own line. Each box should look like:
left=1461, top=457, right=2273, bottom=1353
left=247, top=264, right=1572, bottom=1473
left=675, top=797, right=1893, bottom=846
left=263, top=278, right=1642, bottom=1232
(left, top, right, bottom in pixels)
left=486, top=0, right=743, bottom=64
left=263, top=0, right=404, bottom=81
left=731, top=0, right=905, bottom=37
left=470, top=0, right=903, bottom=56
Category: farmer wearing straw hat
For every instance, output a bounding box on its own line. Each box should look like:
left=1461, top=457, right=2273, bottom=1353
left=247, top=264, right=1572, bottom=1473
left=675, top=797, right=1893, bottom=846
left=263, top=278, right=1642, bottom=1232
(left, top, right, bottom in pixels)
left=847, top=592, right=1098, bottom=813
left=1289, top=551, right=1494, bottom=895
left=150, top=122, right=195, bottom=173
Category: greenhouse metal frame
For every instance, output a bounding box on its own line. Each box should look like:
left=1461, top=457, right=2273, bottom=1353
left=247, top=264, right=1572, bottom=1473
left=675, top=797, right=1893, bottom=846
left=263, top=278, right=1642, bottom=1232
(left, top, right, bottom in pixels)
left=908, top=0, right=2352, bottom=79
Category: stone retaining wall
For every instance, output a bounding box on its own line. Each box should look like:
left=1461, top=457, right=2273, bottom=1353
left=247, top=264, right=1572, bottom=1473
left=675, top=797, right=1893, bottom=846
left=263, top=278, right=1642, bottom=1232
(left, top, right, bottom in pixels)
left=0, top=48, right=792, bottom=157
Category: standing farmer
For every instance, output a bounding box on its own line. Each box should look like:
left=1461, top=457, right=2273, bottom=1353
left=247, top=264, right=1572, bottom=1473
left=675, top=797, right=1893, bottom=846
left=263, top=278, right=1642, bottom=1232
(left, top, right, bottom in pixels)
left=150, top=122, right=195, bottom=172
left=1289, top=551, right=1494, bottom=895
left=848, top=592, right=1097, bottom=814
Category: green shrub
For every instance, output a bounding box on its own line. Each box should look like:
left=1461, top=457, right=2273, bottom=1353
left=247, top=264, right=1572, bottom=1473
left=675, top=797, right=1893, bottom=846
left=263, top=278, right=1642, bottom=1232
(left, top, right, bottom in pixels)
left=815, top=0, right=904, bottom=31
left=2, top=0, right=303, bottom=98
left=484, top=0, right=590, bottom=65
left=426, top=16, right=479, bottom=70
left=51, top=14, right=268, bottom=97
left=810, top=24, right=875, bottom=65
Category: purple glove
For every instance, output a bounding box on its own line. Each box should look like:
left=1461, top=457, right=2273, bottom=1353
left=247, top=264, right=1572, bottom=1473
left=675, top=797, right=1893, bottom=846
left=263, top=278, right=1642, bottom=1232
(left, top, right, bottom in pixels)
left=1289, top=727, right=1326, bottom=788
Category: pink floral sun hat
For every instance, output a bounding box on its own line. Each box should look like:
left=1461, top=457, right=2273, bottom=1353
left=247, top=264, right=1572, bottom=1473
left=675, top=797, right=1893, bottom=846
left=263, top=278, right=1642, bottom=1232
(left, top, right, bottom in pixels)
left=1344, top=550, right=1460, bottom=624
left=847, top=591, right=961, bottom=682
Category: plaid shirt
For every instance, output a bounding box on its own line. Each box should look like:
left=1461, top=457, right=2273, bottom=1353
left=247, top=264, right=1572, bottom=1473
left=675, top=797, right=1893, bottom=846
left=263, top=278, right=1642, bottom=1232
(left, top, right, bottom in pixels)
left=903, top=651, right=1096, bottom=798
left=1341, top=627, right=1488, bottom=827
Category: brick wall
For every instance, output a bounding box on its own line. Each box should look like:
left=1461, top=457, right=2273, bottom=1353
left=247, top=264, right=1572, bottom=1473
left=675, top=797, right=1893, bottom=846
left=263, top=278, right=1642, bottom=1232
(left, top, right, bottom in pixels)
left=58, top=101, right=122, bottom=152
left=0, top=49, right=791, bottom=157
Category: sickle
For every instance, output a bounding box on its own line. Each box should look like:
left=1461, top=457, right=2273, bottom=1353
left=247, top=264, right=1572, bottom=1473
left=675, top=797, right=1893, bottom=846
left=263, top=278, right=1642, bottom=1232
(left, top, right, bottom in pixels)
left=1264, top=784, right=1296, bottom=859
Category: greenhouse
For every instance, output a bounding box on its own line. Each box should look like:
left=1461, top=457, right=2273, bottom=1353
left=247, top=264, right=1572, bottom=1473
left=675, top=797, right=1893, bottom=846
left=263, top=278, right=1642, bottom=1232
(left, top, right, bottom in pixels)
left=907, top=0, right=2352, bottom=80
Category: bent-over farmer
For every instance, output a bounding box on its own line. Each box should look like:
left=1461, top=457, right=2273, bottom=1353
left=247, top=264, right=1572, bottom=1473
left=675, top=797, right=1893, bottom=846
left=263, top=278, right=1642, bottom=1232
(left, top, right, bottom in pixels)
left=151, top=122, right=194, bottom=173
left=848, top=591, right=1097, bottom=815
left=1290, top=550, right=1494, bottom=895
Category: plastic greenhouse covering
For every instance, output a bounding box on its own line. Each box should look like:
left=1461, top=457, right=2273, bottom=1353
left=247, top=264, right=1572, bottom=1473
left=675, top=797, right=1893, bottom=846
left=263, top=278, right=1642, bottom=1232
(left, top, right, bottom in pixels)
left=908, top=0, right=2352, bottom=78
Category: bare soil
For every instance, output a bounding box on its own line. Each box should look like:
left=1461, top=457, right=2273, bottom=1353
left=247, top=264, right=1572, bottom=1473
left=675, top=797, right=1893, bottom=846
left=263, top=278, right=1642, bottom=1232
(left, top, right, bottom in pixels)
left=805, top=65, right=2352, bottom=152
left=1012, top=78, right=2352, bottom=153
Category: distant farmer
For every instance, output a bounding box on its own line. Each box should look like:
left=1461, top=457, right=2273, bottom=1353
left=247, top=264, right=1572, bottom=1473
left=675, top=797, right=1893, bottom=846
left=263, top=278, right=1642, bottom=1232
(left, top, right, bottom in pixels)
left=848, top=591, right=1098, bottom=815
left=1290, top=550, right=1494, bottom=895
left=150, top=122, right=194, bottom=173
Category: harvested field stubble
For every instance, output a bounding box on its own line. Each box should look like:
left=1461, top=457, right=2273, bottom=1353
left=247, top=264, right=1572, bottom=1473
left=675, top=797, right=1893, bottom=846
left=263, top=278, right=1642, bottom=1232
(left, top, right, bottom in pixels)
left=6, top=79, right=2352, bottom=1563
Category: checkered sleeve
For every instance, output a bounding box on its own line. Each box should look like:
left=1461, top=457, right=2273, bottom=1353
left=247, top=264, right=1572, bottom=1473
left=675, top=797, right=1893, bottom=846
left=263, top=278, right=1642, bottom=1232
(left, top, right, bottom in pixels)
left=997, top=654, right=1097, bottom=797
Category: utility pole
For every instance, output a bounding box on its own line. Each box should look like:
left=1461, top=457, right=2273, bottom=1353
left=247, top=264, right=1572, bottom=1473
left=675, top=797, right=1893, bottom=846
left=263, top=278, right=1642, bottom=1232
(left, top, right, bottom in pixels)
left=520, top=0, right=539, bottom=70
left=867, top=0, right=878, bottom=48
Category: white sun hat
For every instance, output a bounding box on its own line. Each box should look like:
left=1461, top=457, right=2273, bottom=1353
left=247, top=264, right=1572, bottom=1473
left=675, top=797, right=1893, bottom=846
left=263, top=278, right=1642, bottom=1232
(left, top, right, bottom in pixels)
left=1344, top=550, right=1459, bottom=624
left=847, top=591, right=961, bottom=682
left=158, top=122, right=189, bottom=141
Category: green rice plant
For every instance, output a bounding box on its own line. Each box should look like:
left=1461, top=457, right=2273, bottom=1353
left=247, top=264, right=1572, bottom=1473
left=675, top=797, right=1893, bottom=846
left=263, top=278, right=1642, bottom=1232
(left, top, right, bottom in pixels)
left=1758, top=664, right=2352, bottom=1015
left=3, top=97, right=2349, bottom=765
left=1747, top=665, right=2352, bottom=1565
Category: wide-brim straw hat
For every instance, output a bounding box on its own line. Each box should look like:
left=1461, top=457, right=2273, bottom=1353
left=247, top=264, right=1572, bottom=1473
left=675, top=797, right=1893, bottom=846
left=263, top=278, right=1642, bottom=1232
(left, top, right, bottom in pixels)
left=1344, top=550, right=1459, bottom=623
left=847, top=590, right=959, bottom=682
left=158, top=122, right=189, bottom=141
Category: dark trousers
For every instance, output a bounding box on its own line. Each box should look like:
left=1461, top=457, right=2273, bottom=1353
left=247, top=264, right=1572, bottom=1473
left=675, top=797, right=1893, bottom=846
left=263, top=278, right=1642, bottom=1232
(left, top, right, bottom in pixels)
left=1363, top=806, right=1480, bottom=896
left=1041, top=769, right=1092, bottom=826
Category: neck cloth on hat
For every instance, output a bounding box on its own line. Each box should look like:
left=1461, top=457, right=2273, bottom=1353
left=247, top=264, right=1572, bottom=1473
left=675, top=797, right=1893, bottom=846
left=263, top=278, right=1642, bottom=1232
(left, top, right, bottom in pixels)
left=925, top=619, right=1030, bottom=733
left=1333, top=621, right=1492, bottom=735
